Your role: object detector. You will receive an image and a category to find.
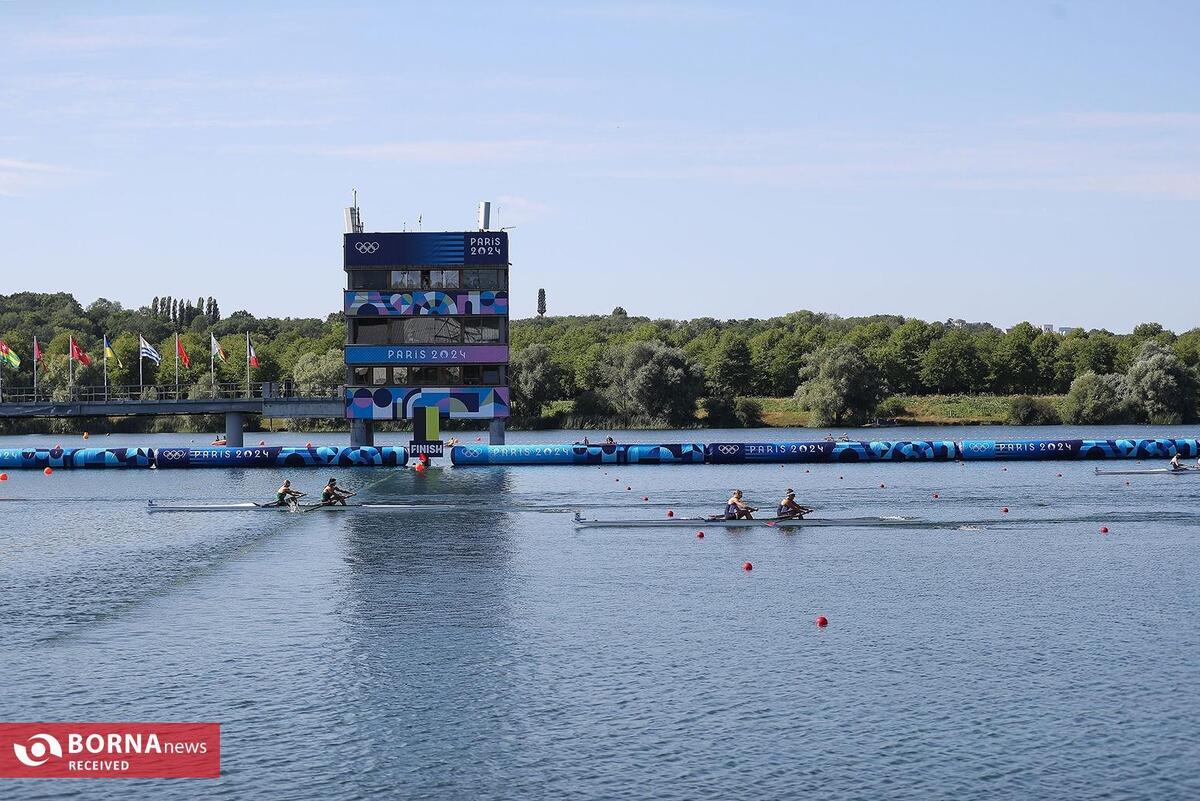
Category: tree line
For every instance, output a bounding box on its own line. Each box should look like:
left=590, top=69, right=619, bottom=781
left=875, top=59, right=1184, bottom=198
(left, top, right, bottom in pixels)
left=3, top=293, right=1197, bottom=426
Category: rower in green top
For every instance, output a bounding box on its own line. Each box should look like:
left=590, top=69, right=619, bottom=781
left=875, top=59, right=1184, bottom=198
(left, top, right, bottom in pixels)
left=321, top=477, right=355, bottom=506
left=267, top=479, right=305, bottom=508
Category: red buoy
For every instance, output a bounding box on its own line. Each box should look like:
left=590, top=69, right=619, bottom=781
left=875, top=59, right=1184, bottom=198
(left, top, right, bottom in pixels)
left=932, top=493, right=940, bottom=499
left=306, top=442, right=313, bottom=448
left=880, top=483, right=886, bottom=489
left=0, top=473, right=8, bottom=481
left=742, top=561, right=753, bottom=571
left=414, top=463, right=426, bottom=473
left=43, top=467, right=53, bottom=475
left=696, top=531, right=704, bottom=538
left=626, top=486, right=631, bottom=491
left=1100, top=526, right=1109, bottom=534
left=642, top=496, right=649, bottom=502
left=815, top=615, right=828, bottom=627
left=1056, top=473, right=1063, bottom=478
left=1001, top=507, right=1009, bottom=513
left=667, top=510, right=674, bottom=517
left=259, top=440, right=266, bottom=446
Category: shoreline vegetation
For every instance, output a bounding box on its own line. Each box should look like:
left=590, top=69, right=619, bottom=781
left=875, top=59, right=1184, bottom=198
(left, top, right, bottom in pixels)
left=1, top=293, right=1198, bottom=435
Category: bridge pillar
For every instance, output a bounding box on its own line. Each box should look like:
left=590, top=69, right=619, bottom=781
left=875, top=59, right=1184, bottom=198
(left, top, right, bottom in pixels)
left=488, top=418, right=506, bottom=445
left=224, top=412, right=245, bottom=447
left=351, top=419, right=374, bottom=448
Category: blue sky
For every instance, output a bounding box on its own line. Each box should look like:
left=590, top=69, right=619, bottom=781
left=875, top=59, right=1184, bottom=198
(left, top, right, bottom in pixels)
left=2, top=1, right=1198, bottom=330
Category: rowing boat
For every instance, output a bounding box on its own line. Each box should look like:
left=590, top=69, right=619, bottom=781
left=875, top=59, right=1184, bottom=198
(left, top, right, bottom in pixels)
left=146, top=501, right=454, bottom=513
left=572, top=511, right=917, bottom=529
left=1093, top=467, right=1200, bottom=476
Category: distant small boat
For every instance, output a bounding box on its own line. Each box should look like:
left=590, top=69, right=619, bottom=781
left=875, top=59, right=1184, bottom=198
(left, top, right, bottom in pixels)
left=1093, top=466, right=1200, bottom=476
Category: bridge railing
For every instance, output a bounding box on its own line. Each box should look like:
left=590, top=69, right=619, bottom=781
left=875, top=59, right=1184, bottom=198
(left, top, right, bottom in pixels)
left=0, top=382, right=343, bottom=404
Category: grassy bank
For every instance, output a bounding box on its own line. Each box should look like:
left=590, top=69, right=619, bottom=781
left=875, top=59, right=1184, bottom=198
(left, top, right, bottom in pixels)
left=751, top=394, right=1065, bottom=427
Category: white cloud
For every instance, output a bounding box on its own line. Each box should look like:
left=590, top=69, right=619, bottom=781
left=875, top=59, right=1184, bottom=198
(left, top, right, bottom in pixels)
left=16, top=14, right=222, bottom=52
left=0, top=157, right=76, bottom=197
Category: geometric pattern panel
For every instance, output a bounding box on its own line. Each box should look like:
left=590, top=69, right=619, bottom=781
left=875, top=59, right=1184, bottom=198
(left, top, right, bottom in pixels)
left=346, top=290, right=508, bottom=316
left=345, top=386, right=510, bottom=420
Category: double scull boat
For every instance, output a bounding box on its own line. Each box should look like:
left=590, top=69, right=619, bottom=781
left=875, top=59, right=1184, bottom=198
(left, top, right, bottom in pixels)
left=1093, top=467, right=1200, bottom=476
left=572, top=511, right=917, bottom=529
left=147, top=501, right=454, bottom=513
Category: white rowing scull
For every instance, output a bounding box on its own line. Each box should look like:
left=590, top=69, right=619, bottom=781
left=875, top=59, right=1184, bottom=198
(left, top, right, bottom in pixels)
left=147, top=501, right=454, bottom=513
left=1093, top=466, right=1200, bottom=476
left=572, top=511, right=917, bottom=528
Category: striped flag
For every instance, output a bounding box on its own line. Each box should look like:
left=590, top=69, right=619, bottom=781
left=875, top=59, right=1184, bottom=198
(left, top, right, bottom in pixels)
left=139, top=336, right=162, bottom=365
left=104, top=335, right=123, bottom=368
left=0, top=341, right=20, bottom=369
left=247, top=337, right=259, bottom=368
left=211, top=333, right=227, bottom=362
left=33, top=336, right=43, bottom=363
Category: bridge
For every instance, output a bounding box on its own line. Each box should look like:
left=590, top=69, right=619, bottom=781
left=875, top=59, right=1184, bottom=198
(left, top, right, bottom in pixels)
left=0, top=383, right=348, bottom=447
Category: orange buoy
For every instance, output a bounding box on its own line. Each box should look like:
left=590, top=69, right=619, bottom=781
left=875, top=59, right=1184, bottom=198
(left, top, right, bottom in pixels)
left=0, top=473, right=7, bottom=481
left=815, top=615, right=828, bottom=627
left=1001, top=507, right=1009, bottom=513
left=1100, top=526, right=1109, bottom=534
left=696, top=531, right=704, bottom=538
left=414, top=463, right=425, bottom=473
left=43, top=467, right=53, bottom=475
left=742, top=561, right=753, bottom=571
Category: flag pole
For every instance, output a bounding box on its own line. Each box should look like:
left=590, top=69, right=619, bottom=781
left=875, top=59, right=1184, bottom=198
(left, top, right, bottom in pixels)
left=175, top=333, right=179, bottom=398
left=211, top=335, right=215, bottom=398
left=245, top=332, right=251, bottom=398
left=69, top=336, right=74, bottom=396
left=33, top=337, right=38, bottom=401
left=103, top=335, right=109, bottom=400
left=139, top=340, right=143, bottom=395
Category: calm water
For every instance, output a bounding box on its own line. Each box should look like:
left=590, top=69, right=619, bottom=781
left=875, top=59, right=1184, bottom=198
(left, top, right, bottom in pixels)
left=1, top=426, right=1198, bottom=800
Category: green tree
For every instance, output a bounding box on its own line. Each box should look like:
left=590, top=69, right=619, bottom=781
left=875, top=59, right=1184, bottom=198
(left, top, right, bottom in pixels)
left=919, top=330, right=985, bottom=394
left=1061, top=372, right=1133, bottom=424
left=794, top=341, right=883, bottom=426
left=707, top=334, right=754, bottom=397
left=1125, top=340, right=1198, bottom=424
left=601, top=341, right=705, bottom=424
left=510, top=344, right=568, bottom=418
left=292, top=348, right=345, bottom=394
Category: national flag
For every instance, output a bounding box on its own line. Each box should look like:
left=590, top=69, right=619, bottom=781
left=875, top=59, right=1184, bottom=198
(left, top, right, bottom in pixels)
left=0, top=341, right=19, bottom=369
left=139, top=336, right=162, bottom=365
left=176, top=335, right=191, bottom=369
left=248, top=337, right=259, bottom=368
left=210, top=333, right=227, bottom=362
left=33, top=336, right=43, bottom=363
left=104, top=335, right=123, bottom=368
left=70, top=338, right=92, bottom=366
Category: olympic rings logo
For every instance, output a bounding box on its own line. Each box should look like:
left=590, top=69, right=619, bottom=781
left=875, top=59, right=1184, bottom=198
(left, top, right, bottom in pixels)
left=355, top=241, right=380, bottom=254
left=159, top=449, right=185, bottom=460
left=717, top=444, right=740, bottom=455
left=461, top=447, right=482, bottom=458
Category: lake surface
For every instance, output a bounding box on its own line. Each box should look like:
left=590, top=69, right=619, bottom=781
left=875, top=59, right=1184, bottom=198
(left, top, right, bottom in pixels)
left=2, top=425, right=1198, bottom=800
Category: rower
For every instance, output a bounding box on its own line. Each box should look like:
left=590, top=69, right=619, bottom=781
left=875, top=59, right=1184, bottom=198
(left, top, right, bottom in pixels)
left=267, top=480, right=305, bottom=508
left=321, top=477, right=354, bottom=506
left=777, top=488, right=813, bottom=519
left=1170, top=453, right=1184, bottom=471
left=725, top=489, right=756, bottom=520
